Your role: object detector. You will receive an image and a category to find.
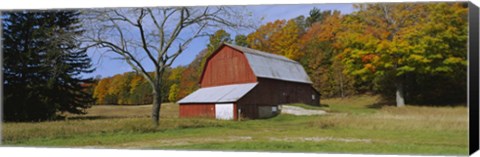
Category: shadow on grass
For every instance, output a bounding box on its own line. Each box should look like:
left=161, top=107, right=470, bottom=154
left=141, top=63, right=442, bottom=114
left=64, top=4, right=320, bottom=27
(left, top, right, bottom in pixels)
left=64, top=116, right=115, bottom=120
left=366, top=99, right=394, bottom=109
left=365, top=98, right=466, bottom=108
left=319, top=104, right=330, bottom=107
left=56, top=115, right=149, bottom=121
left=409, top=103, right=467, bottom=107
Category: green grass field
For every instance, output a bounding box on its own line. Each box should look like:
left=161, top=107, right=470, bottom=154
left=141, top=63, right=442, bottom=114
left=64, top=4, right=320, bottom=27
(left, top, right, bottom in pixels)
left=2, top=95, right=468, bottom=155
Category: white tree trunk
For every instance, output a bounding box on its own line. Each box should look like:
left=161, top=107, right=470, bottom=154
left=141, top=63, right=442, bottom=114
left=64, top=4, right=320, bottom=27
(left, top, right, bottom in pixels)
left=395, top=82, right=405, bottom=107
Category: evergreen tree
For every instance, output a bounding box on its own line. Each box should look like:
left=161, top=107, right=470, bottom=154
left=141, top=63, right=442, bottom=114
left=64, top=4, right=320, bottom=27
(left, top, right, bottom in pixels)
left=306, top=7, right=331, bottom=26
left=293, top=15, right=307, bottom=33
left=2, top=10, right=95, bottom=121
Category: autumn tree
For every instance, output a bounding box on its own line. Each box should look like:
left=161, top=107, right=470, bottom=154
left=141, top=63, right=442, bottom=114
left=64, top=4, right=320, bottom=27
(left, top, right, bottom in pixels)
left=168, top=66, right=186, bottom=102
left=177, top=49, right=208, bottom=100
left=337, top=3, right=467, bottom=106
left=129, top=75, right=151, bottom=104
left=93, top=77, right=113, bottom=104
left=247, top=19, right=303, bottom=60
left=401, top=3, right=467, bottom=104
left=132, top=76, right=153, bottom=104
left=167, top=66, right=185, bottom=102
left=84, top=7, right=245, bottom=125
left=247, top=20, right=283, bottom=51
left=168, top=84, right=180, bottom=102
left=300, top=10, right=354, bottom=98
left=108, top=73, right=134, bottom=104
left=271, top=20, right=303, bottom=60
left=92, top=72, right=169, bottom=105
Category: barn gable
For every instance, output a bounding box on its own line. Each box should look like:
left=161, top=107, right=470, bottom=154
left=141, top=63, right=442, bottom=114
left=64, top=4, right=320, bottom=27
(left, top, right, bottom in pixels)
left=224, top=43, right=312, bottom=84
left=200, top=45, right=257, bottom=87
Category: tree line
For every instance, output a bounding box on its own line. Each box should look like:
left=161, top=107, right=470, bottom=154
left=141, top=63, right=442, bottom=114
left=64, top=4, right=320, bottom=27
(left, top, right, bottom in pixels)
left=246, top=3, right=467, bottom=106
left=207, top=3, right=466, bottom=106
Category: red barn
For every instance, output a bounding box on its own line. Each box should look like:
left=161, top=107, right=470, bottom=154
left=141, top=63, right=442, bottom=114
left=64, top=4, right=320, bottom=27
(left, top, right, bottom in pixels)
left=178, top=43, right=320, bottom=120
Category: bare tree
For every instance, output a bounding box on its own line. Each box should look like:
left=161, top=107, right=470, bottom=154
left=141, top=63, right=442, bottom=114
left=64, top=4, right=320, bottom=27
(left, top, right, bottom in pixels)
left=83, top=7, right=249, bottom=126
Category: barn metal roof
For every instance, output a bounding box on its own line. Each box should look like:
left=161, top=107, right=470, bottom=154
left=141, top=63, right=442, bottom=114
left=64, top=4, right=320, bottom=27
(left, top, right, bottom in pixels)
left=224, top=43, right=312, bottom=84
left=177, top=83, right=258, bottom=104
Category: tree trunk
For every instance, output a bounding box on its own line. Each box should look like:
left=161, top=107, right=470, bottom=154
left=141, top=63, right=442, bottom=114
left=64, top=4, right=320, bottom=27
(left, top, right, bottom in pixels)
left=151, top=89, right=162, bottom=126
left=339, top=72, right=345, bottom=98
left=395, top=81, right=405, bottom=107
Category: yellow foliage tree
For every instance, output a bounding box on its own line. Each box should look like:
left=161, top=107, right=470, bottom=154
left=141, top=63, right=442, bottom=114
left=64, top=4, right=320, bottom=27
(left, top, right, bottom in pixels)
left=93, top=77, right=112, bottom=104
left=337, top=3, right=467, bottom=106
left=247, top=19, right=303, bottom=60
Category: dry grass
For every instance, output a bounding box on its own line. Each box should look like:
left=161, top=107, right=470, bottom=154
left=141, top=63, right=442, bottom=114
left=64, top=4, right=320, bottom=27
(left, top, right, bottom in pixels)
left=63, top=103, right=177, bottom=119
left=316, top=95, right=467, bottom=132
left=309, top=107, right=467, bottom=133
left=3, top=103, right=231, bottom=143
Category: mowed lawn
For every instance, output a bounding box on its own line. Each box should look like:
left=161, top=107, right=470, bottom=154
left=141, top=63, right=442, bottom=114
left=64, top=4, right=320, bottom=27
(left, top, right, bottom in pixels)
left=2, top=95, right=468, bottom=155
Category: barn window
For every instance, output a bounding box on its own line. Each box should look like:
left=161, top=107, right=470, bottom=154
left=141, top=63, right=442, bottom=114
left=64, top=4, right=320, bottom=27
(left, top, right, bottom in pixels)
left=312, top=94, right=315, bottom=100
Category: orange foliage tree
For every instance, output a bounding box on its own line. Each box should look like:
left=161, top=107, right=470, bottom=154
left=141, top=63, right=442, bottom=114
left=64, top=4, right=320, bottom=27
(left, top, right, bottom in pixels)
left=299, top=10, right=356, bottom=98
left=247, top=19, right=303, bottom=60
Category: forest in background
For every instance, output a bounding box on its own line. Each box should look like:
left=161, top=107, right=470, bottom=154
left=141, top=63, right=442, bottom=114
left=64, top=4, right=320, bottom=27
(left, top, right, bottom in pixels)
left=89, top=2, right=467, bottom=106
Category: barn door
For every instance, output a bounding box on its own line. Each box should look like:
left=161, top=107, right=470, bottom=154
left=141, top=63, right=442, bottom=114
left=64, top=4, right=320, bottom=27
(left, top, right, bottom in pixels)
left=215, top=103, right=234, bottom=120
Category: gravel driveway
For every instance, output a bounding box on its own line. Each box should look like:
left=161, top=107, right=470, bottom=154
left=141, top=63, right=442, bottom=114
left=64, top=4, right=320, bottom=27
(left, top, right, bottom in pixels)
left=281, top=105, right=327, bottom=116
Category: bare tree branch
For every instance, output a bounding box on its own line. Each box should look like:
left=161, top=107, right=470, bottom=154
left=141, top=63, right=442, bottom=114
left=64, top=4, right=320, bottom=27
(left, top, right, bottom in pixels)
left=136, top=8, right=159, bottom=69
left=82, top=6, right=253, bottom=126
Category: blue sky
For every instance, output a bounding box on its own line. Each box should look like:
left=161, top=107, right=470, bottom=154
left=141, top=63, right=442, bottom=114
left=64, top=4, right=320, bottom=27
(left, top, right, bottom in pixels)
left=84, top=3, right=355, bottom=79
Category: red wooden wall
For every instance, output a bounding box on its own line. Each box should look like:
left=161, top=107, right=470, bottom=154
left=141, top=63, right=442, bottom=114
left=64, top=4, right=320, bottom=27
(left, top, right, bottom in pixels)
left=179, top=103, right=215, bottom=118
left=179, top=103, right=239, bottom=120
left=239, top=78, right=320, bottom=106
left=233, top=103, right=238, bottom=121
left=237, top=78, right=320, bottom=119
left=200, top=46, right=257, bottom=87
